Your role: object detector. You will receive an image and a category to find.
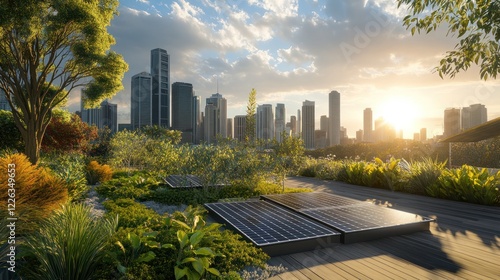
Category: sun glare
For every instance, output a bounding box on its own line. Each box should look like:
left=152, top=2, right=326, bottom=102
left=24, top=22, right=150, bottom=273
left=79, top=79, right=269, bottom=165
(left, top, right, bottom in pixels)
left=378, top=97, right=419, bottom=132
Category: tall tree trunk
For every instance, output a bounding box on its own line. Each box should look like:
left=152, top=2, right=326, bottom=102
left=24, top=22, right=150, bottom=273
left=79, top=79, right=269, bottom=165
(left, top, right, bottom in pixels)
left=24, top=118, right=42, bottom=165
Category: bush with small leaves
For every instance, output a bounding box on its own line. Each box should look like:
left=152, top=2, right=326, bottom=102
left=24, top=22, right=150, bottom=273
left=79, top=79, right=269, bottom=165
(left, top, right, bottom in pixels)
left=86, top=160, right=113, bottom=185
left=103, top=198, right=161, bottom=228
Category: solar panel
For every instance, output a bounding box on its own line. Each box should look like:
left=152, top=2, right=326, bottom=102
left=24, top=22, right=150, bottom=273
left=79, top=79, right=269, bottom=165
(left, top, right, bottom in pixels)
left=262, top=192, right=364, bottom=210
left=204, top=200, right=341, bottom=255
left=165, top=175, right=221, bottom=188
left=262, top=192, right=433, bottom=243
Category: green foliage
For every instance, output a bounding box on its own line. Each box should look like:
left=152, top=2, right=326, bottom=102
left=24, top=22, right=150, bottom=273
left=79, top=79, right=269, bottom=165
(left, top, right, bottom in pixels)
left=449, top=138, right=500, bottom=168
left=433, top=165, right=500, bottom=205
left=40, top=152, right=89, bottom=202
left=103, top=198, right=161, bottom=228
left=245, top=88, right=257, bottom=143
left=86, top=160, right=113, bottom=185
left=272, top=134, right=305, bottom=190
left=109, top=130, right=149, bottom=172
left=0, top=110, right=23, bottom=150
left=140, top=125, right=182, bottom=144
left=397, top=0, right=500, bottom=79
left=0, top=0, right=128, bottom=164
left=404, top=158, right=446, bottom=195
left=336, top=158, right=405, bottom=191
left=22, top=204, right=118, bottom=280
left=96, top=174, right=160, bottom=200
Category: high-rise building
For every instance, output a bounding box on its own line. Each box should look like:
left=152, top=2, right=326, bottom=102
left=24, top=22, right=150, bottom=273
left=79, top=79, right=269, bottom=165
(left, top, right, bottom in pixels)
left=320, top=115, right=329, bottom=132
left=172, top=82, right=196, bottom=143
left=363, top=108, right=373, bottom=142
left=290, top=116, right=297, bottom=136
left=275, top=103, right=286, bottom=142
left=315, top=130, right=327, bottom=149
left=256, top=104, right=274, bottom=141
left=131, top=72, right=152, bottom=130
left=420, top=128, right=427, bottom=141
left=413, top=133, right=420, bottom=141
left=0, top=90, right=11, bottom=111
left=234, top=115, right=246, bottom=141
left=302, top=100, right=315, bottom=149
left=204, top=93, right=227, bottom=143
left=81, top=90, right=118, bottom=132
left=462, top=104, right=487, bottom=130
left=444, top=108, right=461, bottom=137
left=329, top=90, right=341, bottom=146
left=150, top=48, right=170, bottom=128
left=297, top=109, right=301, bottom=137
left=193, top=96, right=202, bottom=144
left=227, top=118, right=233, bottom=139
left=356, top=129, right=363, bottom=143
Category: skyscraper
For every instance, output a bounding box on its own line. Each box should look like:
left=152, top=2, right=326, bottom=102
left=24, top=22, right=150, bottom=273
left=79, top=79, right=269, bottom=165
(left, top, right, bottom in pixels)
left=256, top=104, right=274, bottom=141
left=204, top=93, right=227, bottom=143
left=234, top=115, right=246, bottom=141
left=131, top=72, right=152, bottom=130
left=444, top=108, right=461, bottom=137
left=297, top=109, right=301, bottom=137
left=290, top=115, right=297, bottom=136
left=363, top=108, right=373, bottom=142
left=464, top=104, right=487, bottom=130
left=227, top=118, right=233, bottom=139
left=329, top=90, right=341, bottom=146
left=0, top=90, right=11, bottom=111
left=172, top=82, right=196, bottom=143
left=320, top=115, right=329, bottom=134
left=420, top=128, right=427, bottom=141
left=150, top=48, right=170, bottom=128
left=275, top=103, right=286, bottom=142
left=193, top=96, right=202, bottom=144
left=302, top=100, right=315, bottom=149
left=81, top=91, right=118, bottom=132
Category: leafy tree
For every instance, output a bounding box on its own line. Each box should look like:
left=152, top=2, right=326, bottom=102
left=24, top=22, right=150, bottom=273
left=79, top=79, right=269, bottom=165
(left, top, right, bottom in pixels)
left=42, top=112, right=98, bottom=153
left=0, top=110, right=23, bottom=150
left=272, top=133, right=305, bottom=191
left=397, top=0, right=500, bottom=79
left=140, top=125, right=182, bottom=144
left=245, top=88, right=257, bottom=143
left=0, top=0, right=128, bottom=163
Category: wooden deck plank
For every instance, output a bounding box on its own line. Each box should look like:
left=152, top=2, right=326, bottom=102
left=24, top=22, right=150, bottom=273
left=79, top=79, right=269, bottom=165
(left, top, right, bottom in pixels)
left=266, top=177, right=500, bottom=280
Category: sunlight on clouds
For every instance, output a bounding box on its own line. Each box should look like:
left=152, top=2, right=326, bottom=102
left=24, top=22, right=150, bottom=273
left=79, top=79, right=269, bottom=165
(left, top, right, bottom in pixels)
left=170, top=0, right=204, bottom=20
left=248, top=0, right=299, bottom=17
left=359, top=62, right=431, bottom=79
left=125, top=7, right=151, bottom=16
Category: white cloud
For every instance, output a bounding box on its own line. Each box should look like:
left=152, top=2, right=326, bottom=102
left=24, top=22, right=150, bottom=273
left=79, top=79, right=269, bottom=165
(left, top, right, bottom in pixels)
left=248, top=0, right=299, bottom=17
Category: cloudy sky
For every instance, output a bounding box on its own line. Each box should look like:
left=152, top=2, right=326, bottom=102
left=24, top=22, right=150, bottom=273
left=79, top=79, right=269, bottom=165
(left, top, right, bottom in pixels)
left=68, top=0, right=500, bottom=138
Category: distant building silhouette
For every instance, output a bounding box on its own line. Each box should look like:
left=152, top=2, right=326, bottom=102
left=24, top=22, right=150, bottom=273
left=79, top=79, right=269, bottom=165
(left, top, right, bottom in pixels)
left=302, top=100, right=315, bottom=149
left=0, top=90, right=11, bottom=111
left=131, top=72, right=152, bottom=130
left=204, top=93, right=227, bottom=143
left=462, top=104, right=487, bottom=130
left=275, top=103, right=286, bottom=142
left=444, top=108, right=461, bottom=137
left=234, top=115, right=246, bottom=141
left=320, top=115, right=329, bottom=140
left=329, top=90, right=341, bottom=146
left=227, top=118, right=233, bottom=139
left=290, top=115, right=297, bottom=136
left=81, top=90, right=118, bottom=133
left=256, top=104, right=274, bottom=141
left=356, top=129, right=363, bottom=143
left=172, top=82, right=199, bottom=143
left=150, top=48, right=170, bottom=128
left=315, top=130, right=327, bottom=149
left=297, top=109, right=301, bottom=137
left=420, top=128, right=427, bottom=141
left=363, top=108, right=373, bottom=142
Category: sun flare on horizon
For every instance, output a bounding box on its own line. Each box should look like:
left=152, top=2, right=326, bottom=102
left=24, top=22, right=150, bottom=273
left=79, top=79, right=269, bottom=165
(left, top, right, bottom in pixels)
left=378, top=97, right=419, bottom=133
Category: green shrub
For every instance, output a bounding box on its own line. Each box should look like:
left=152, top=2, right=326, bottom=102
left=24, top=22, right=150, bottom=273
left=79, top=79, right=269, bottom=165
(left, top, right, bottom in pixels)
left=298, top=157, right=318, bottom=177
left=405, top=158, right=446, bottom=195
left=314, top=160, right=343, bottom=180
left=103, top=198, right=161, bottom=228
left=41, top=152, right=89, bottom=202
left=96, top=174, right=160, bottom=200
left=86, top=160, right=113, bottom=185
left=433, top=165, right=500, bottom=205
left=22, top=204, right=117, bottom=280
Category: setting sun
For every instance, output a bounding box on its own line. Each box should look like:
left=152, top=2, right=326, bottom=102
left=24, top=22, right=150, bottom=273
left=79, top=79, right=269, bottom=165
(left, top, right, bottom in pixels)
left=378, top=97, right=419, bottom=133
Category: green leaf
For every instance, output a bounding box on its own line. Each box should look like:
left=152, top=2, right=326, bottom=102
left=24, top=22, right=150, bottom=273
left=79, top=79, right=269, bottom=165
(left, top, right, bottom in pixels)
left=136, top=251, right=156, bottom=263
left=207, top=267, right=221, bottom=276
left=189, top=231, right=205, bottom=247
left=192, top=259, right=205, bottom=275
left=177, top=230, right=189, bottom=248
left=129, top=233, right=141, bottom=250
left=174, top=266, right=188, bottom=280
left=181, top=257, right=197, bottom=264
left=117, top=264, right=127, bottom=274
left=194, top=247, right=214, bottom=256
left=173, top=220, right=191, bottom=230
left=115, top=241, right=126, bottom=254
left=162, top=243, right=176, bottom=250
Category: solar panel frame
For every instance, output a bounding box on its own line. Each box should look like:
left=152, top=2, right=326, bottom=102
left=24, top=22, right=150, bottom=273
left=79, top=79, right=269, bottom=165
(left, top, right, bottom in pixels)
left=262, top=192, right=364, bottom=211
left=204, top=200, right=341, bottom=255
left=164, top=175, right=223, bottom=188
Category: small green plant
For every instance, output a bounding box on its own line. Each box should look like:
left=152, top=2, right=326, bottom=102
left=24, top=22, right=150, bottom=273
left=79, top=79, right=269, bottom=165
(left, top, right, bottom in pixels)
left=405, top=158, right=446, bottom=195
left=103, top=198, right=161, bottom=228
left=434, top=165, right=500, bottom=205
left=22, top=204, right=118, bottom=280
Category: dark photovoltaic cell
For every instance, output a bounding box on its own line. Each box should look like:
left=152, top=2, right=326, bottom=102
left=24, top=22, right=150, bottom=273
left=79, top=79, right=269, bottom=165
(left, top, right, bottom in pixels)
left=262, top=192, right=363, bottom=211
left=262, top=192, right=433, bottom=243
left=165, top=175, right=226, bottom=188
left=204, top=200, right=341, bottom=250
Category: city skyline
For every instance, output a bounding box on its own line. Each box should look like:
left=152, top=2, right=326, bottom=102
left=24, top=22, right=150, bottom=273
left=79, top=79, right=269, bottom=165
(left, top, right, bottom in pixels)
left=63, top=0, right=500, bottom=138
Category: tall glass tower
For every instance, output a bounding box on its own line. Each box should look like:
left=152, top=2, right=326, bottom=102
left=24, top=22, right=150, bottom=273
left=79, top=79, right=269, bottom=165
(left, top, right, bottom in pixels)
left=329, top=90, right=340, bottom=146
left=131, top=72, right=152, bottom=130
left=150, top=48, right=170, bottom=128
left=172, top=82, right=195, bottom=143
left=302, top=100, right=315, bottom=149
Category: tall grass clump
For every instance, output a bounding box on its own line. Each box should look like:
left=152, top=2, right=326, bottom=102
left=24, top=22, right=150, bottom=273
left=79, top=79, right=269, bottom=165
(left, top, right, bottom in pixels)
left=86, top=160, right=113, bottom=185
left=0, top=153, right=68, bottom=234
left=432, top=165, right=500, bottom=205
left=22, top=204, right=118, bottom=280
left=405, top=158, right=446, bottom=195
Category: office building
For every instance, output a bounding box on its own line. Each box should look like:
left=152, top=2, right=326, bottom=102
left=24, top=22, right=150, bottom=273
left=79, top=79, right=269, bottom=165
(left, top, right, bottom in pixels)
left=256, top=104, right=274, bottom=141
left=290, top=116, right=297, bottom=136
left=150, top=48, right=170, bottom=128
left=444, top=108, right=461, bottom=137
left=81, top=91, right=118, bottom=132
left=193, top=96, right=202, bottom=144
left=363, top=108, right=373, bottom=142
left=131, top=72, right=152, bottom=130
left=204, top=93, right=227, bottom=143
left=462, top=104, right=487, bottom=130
left=234, top=115, right=246, bottom=141
left=297, top=109, right=301, bottom=137
left=227, top=118, right=233, bottom=139
left=356, top=129, right=363, bottom=143
left=302, top=100, right=315, bottom=149
left=275, top=103, right=286, bottom=142
left=172, top=82, right=196, bottom=143
left=329, top=90, right=341, bottom=146
left=0, top=90, right=11, bottom=111
left=420, top=128, right=427, bottom=141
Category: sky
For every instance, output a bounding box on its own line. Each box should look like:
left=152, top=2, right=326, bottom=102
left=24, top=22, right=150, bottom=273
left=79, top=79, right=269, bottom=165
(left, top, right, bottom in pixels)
left=67, top=0, right=500, bottom=139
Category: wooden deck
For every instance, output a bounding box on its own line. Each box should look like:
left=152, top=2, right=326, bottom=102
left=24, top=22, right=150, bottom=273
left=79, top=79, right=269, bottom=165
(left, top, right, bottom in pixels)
left=267, top=177, right=500, bottom=279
